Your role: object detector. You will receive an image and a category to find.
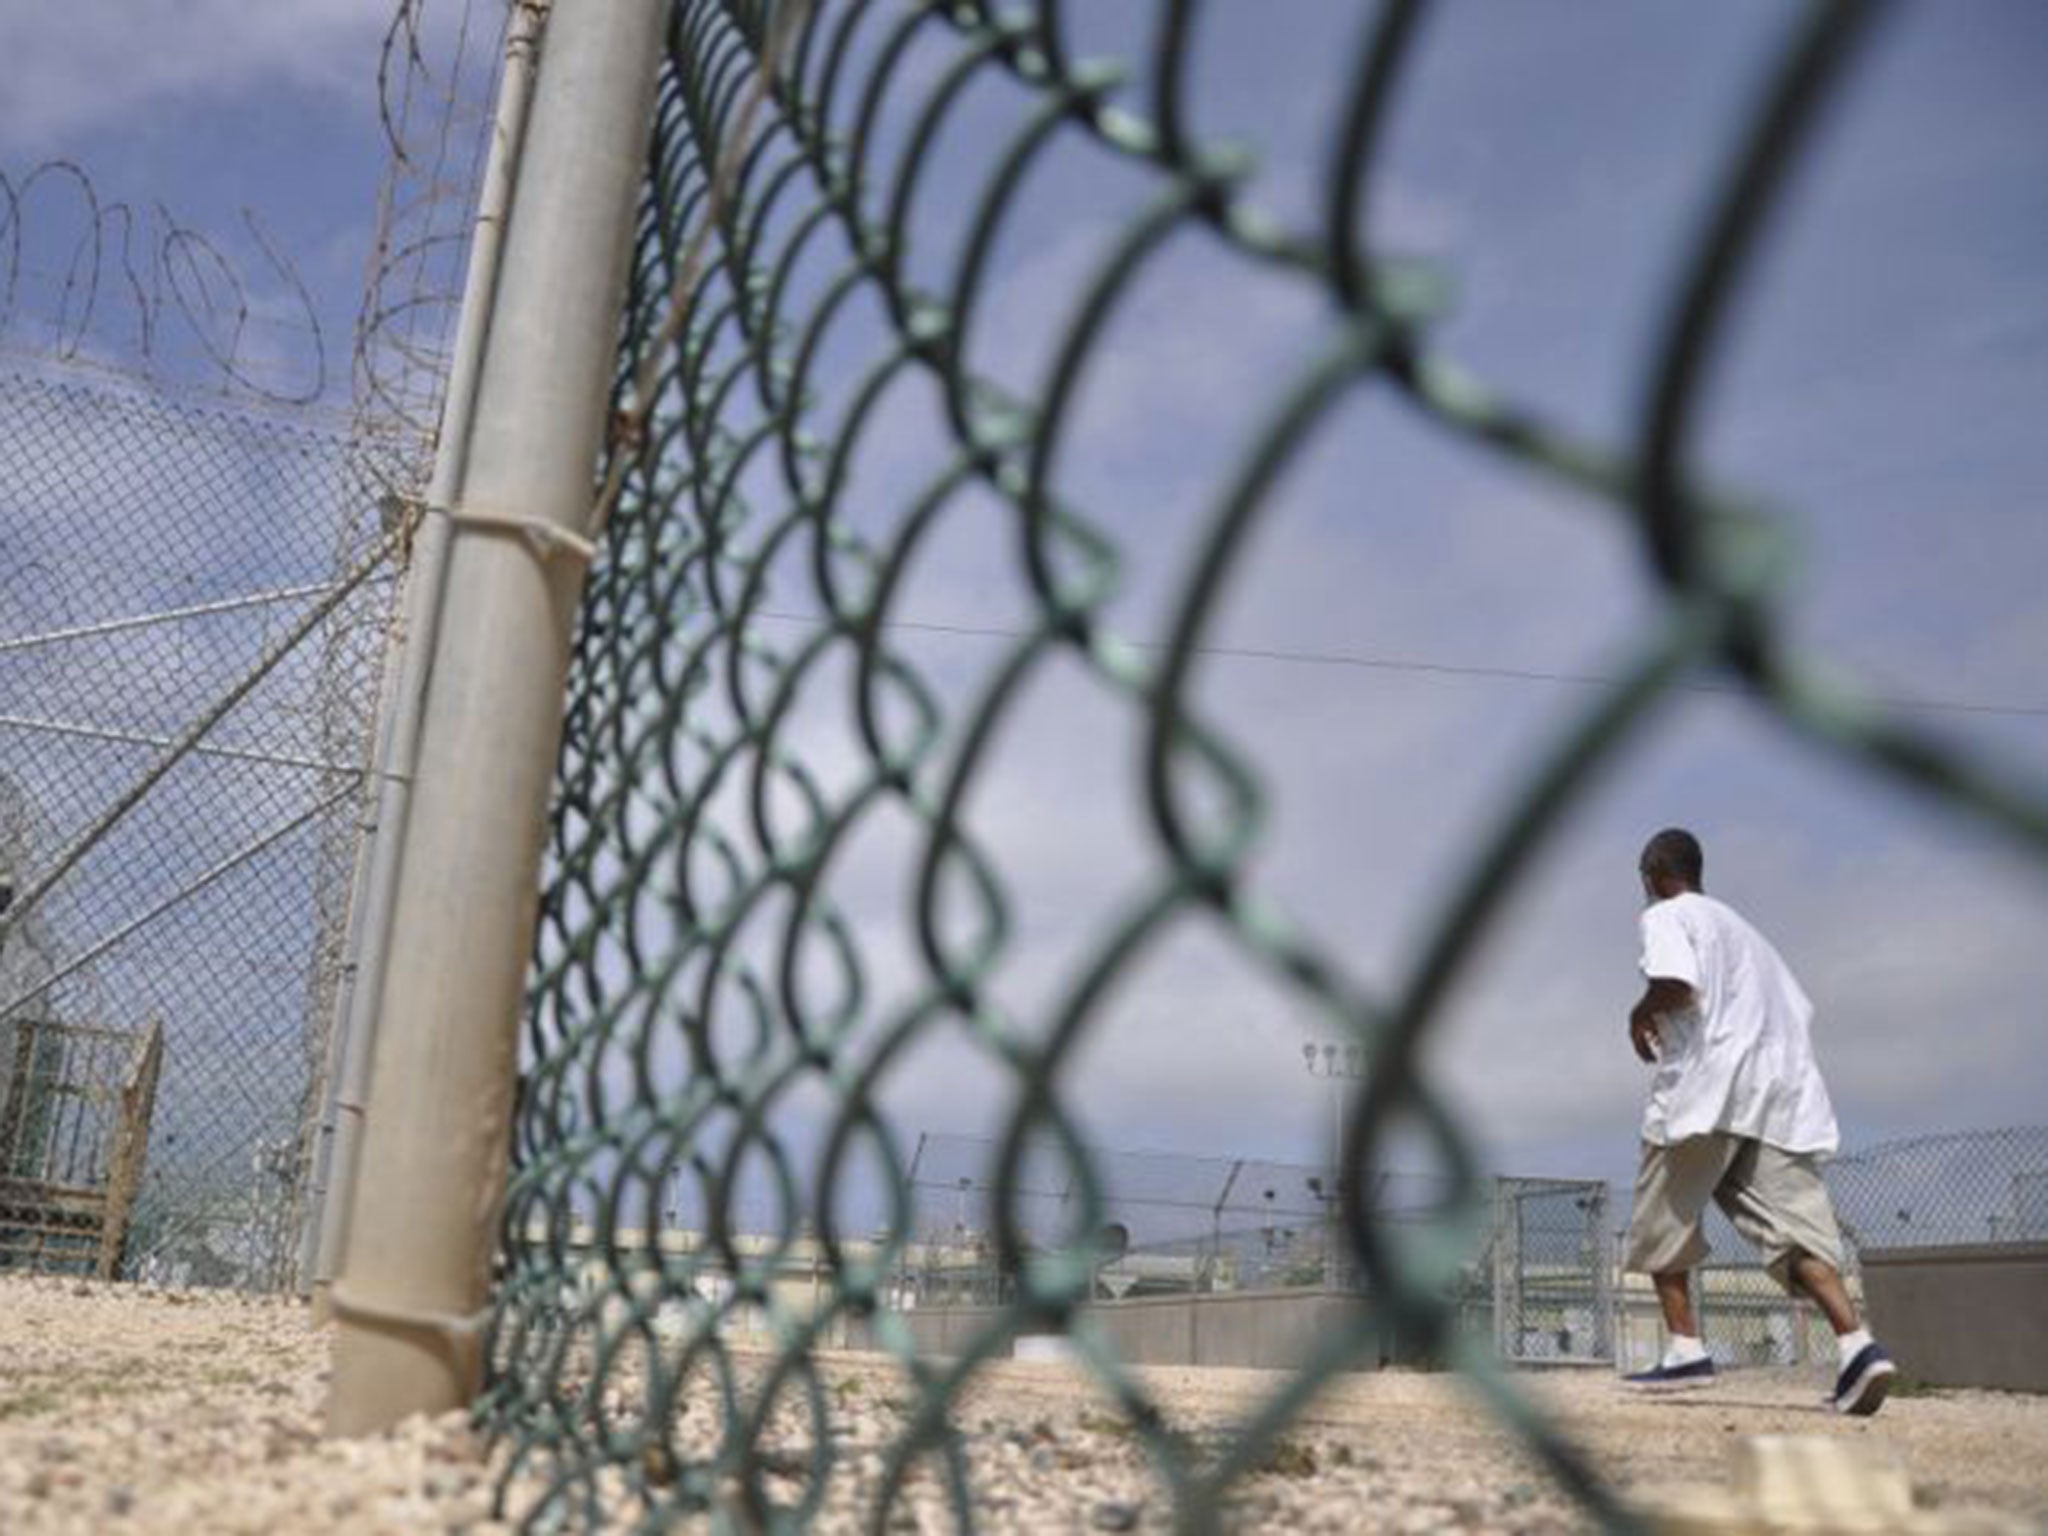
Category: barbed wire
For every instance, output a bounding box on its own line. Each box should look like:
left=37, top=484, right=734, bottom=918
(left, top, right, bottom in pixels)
left=349, top=0, right=511, bottom=482
left=0, top=159, right=327, bottom=406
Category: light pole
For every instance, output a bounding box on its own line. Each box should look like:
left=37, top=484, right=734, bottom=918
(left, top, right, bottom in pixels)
left=1302, top=1039, right=1365, bottom=1290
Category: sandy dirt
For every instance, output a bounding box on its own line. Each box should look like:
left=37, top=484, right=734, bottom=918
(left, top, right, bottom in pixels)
left=3, top=1277, right=2045, bottom=1532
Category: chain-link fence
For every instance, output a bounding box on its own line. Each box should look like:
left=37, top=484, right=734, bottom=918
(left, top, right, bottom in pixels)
left=0, top=363, right=395, bottom=1288
left=894, top=1133, right=1459, bottom=1305
left=1830, top=1126, right=2048, bottom=1251
left=892, top=1143, right=1616, bottom=1374
left=0, top=2, right=506, bottom=1292
left=480, top=0, right=2048, bottom=1530
left=985, top=1131, right=2048, bottom=1375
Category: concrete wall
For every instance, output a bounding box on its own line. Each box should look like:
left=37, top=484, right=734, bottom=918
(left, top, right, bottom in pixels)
left=1859, top=1243, right=2048, bottom=1393
left=887, top=1289, right=1417, bottom=1373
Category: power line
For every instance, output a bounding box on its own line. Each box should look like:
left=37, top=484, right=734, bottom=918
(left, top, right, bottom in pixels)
left=744, top=608, right=2048, bottom=723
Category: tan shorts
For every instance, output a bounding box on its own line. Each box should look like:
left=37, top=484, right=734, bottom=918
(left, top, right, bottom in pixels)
left=1623, top=1135, right=1845, bottom=1292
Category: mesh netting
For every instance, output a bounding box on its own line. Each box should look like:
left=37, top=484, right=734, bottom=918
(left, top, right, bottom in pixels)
left=481, top=0, right=2048, bottom=1528
left=1828, top=1126, right=2048, bottom=1251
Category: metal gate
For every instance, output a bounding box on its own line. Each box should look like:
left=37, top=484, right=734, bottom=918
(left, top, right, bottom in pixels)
left=1488, top=1177, right=1613, bottom=1364
left=0, top=1015, right=164, bottom=1277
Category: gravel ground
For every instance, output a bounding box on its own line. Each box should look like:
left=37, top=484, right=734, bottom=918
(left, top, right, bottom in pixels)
left=3, top=1277, right=2045, bottom=1532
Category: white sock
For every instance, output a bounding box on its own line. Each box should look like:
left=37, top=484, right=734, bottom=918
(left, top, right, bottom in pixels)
left=1837, top=1327, right=1873, bottom=1365
left=1663, top=1333, right=1707, bottom=1367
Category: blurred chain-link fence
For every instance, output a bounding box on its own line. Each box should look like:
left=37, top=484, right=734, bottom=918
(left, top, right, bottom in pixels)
left=478, top=0, right=2048, bottom=1529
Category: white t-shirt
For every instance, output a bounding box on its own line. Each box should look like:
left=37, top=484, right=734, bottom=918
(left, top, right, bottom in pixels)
left=1637, top=891, right=1839, bottom=1154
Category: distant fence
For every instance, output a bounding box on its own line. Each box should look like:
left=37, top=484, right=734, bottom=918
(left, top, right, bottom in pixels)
left=900, top=1132, right=1437, bottom=1298
left=897, top=1130, right=2048, bottom=1371
left=1828, top=1126, right=2048, bottom=1250
left=895, top=1133, right=1611, bottom=1364
left=503, top=1126, right=2045, bottom=1382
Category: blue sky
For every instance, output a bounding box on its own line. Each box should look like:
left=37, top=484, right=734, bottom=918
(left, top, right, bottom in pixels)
left=6, top=2, right=2045, bottom=1210
left=0, top=0, right=498, bottom=404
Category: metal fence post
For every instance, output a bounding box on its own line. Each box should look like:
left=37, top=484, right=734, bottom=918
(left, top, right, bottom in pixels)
left=300, top=0, right=546, bottom=1319
left=1210, top=1158, right=1243, bottom=1292
left=325, top=0, right=665, bottom=1435
left=1609, top=1228, right=1628, bottom=1374
left=1492, top=1178, right=1513, bottom=1361
left=1590, top=1182, right=1612, bottom=1361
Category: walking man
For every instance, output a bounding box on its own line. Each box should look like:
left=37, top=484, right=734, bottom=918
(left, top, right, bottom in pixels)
left=1620, top=828, right=1895, bottom=1415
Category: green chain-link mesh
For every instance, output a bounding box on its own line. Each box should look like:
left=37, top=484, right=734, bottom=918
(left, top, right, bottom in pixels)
left=479, top=0, right=2048, bottom=1528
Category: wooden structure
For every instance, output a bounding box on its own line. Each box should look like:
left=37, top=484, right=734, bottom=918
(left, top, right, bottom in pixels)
left=0, top=1016, right=164, bottom=1278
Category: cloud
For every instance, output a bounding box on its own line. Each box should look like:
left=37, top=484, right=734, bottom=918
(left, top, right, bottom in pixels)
left=0, top=0, right=439, bottom=152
